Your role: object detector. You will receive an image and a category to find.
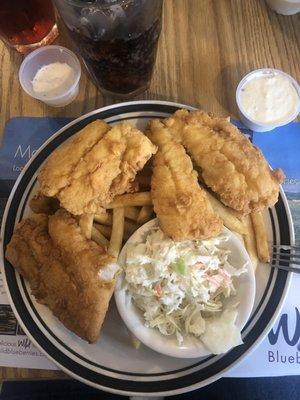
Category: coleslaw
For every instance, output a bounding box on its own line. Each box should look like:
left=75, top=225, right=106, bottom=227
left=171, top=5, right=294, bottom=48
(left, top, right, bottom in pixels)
left=123, top=227, right=248, bottom=354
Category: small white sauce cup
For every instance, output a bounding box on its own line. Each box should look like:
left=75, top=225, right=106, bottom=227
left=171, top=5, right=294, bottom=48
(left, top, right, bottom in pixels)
left=19, top=45, right=81, bottom=107
left=265, top=0, right=300, bottom=15
left=236, top=68, right=300, bottom=132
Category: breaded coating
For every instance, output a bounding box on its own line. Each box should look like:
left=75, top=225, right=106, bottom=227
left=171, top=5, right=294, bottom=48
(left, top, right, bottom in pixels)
left=161, top=109, right=284, bottom=214
left=148, top=119, right=223, bottom=241
left=38, top=121, right=156, bottom=215
left=39, top=120, right=110, bottom=197
left=5, top=210, right=116, bottom=343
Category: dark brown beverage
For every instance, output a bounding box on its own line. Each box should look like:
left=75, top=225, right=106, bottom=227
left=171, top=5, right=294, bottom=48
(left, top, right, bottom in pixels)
left=67, top=18, right=161, bottom=95
left=54, top=0, right=163, bottom=97
left=0, top=0, right=58, bottom=53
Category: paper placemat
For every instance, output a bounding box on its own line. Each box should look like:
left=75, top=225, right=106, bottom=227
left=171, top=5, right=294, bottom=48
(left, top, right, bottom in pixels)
left=0, top=117, right=299, bottom=376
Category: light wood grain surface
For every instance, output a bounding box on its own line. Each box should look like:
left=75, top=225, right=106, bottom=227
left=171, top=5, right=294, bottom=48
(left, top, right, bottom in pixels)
left=0, top=0, right=299, bottom=381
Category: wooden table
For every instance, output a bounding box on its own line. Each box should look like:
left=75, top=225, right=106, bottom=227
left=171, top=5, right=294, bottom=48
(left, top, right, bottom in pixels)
left=0, top=0, right=299, bottom=382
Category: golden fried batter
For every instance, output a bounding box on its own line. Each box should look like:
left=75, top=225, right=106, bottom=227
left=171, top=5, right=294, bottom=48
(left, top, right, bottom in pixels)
left=148, top=119, right=222, bottom=241
left=38, top=121, right=156, bottom=215
left=161, top=109, right=284, bottom=214
left=39, top=120, right=110, bottom=197
left=5, top=210, right=116, bottom=343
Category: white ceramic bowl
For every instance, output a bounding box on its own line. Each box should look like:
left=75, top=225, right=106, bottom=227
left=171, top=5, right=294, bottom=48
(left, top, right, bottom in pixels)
left=115, top=219, right=256, bottom=359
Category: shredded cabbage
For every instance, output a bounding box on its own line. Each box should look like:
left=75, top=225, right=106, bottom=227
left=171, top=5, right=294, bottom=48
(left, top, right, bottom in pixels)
left=124, top=227, right=247, bottom=354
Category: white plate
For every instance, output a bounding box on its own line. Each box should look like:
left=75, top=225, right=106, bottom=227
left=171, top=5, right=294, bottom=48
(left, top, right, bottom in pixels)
left=115, top=219, right=256, bottom=358
left=0, top=101, right=294, bottom=397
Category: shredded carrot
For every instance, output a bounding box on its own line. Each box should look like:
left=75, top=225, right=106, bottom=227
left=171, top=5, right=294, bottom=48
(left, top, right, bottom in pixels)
left=155, top=283, right=163, bottom=297
left=194, top=262, right=206, bottom=269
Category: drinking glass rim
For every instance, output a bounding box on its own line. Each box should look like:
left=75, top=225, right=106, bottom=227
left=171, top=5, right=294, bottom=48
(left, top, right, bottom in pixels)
left=56, top=0, right=132, bottom=8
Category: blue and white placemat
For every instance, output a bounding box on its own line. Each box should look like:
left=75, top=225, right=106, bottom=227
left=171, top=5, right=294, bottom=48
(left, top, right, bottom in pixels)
left=0, top=117, right=299, bottom=375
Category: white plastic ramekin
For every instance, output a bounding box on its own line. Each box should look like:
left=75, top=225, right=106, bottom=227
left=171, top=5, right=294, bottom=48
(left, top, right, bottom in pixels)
left=265, top=0, right=300, bottom=15
left=19, top=45, right=81, bottom=107
left=236, top=68, right=300, bottom=132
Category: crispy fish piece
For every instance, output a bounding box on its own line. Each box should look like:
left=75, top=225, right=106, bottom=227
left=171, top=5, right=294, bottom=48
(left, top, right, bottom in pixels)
left=5, top=210, right=117, bottom=343
left=5, top=214, right=49, bottom=283
left=39, top=120, right=110, bottom=197
left=148, top=119, right=223, bottom=241
left=162, top=109, right=284, bottom=214
left=38, top=121, right=156, bottom=215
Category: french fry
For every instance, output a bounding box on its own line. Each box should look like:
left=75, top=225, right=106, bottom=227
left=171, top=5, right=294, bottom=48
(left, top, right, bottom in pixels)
left=251, top=212, right=270, bottom=263
left=124, top=219, right=138, bottom=240
left=107, top=192, right=152, bottom=208
left=137, top=206, right=154, bottom=225
left=108, top=207, right=125, bottom=257
left=229, top=208, right=246, bottom=222
left=233, top=231, right=245, bottom=246
left=203, top=189, right=247, bottom=235
left=94, top=223, right=112, bottom=239
left=94, top=212, right=112, bottom=226
left=243, top=215, right=259, bottom=272
left=124, top=206, right=140, bottom=221
left=91, top=226, right=109, bottom=248
left=79, top=213, right=94, bottom=239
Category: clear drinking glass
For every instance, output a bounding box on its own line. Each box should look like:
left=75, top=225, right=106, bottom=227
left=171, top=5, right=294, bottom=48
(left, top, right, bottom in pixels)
left=54, top=0, right=163, bottom=97
left=0, top=0, right=58, bottom=54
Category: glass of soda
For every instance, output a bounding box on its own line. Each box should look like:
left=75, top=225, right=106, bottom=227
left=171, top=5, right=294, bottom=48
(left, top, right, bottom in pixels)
left=54, top=0, right=163, bottom=97
left=0, top=0, right=58, bottom=54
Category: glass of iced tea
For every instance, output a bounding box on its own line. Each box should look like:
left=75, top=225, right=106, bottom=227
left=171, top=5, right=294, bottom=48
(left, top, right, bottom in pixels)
left=0, top=0, right=58, bottom=54
left=54, top=0, right=163, bottom=97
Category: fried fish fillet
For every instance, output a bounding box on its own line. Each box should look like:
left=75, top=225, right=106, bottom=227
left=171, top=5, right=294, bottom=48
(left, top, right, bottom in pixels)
left=148, top=119, right=223, bottom=241
left=5, top=210, right=117, bottom=343
left=39, top=120, right=110, bottom=197
left=161, top=109, right=284, bottom=214
left=38, top=121, right=157, bottom=215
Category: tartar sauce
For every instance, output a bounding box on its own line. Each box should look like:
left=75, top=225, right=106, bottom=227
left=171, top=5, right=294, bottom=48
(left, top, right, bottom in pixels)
left=240, top=73, right=299, bottom=124
left=32, top=62, right=75, bottom=98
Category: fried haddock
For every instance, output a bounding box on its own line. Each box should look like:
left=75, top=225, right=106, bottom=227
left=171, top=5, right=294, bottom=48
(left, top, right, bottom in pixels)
left=148, top=119, right=223, bottom=241
left=161, top=110, right=284, bottom=214
left=38, top=121, right=157, bottom=215
left=5, top=210, right=117, bottom=343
